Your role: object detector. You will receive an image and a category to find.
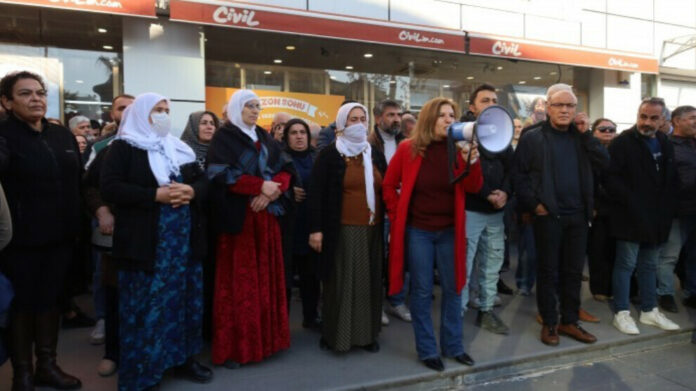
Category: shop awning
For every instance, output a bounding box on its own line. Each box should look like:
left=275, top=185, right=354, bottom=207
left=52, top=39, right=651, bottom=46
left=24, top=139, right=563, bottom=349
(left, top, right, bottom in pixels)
left=468, top=33, right=659, bottom=74
left=169, top=0, right=467, bottom=53
left=0, top=0, right=155, bottom=17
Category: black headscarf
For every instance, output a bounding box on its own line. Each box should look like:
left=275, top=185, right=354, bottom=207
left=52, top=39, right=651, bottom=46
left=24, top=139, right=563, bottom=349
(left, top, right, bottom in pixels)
left=180, top=110, right=220, bottom=166
left=282, top=118, right=312, bottom=158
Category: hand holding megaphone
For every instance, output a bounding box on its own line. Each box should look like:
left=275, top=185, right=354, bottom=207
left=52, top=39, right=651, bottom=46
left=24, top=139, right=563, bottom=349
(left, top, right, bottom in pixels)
left=457, top=140, right=479, bottom=164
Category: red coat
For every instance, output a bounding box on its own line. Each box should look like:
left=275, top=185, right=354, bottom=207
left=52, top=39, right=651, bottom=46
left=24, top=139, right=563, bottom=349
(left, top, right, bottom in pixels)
left=383, top=140, right=483, bottom=295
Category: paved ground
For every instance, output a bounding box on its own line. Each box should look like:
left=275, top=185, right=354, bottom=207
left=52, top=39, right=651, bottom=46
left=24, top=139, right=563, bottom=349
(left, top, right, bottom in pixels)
left=1, top=272, right=695, bottom=390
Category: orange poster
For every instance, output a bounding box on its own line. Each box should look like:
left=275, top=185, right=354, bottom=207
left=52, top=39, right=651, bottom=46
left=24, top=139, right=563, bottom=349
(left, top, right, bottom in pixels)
left=206, top=87, right=345, bottom=131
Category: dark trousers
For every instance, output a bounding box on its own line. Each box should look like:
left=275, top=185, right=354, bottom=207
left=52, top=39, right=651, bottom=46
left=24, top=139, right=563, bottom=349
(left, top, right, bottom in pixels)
left=534, top=212, right=588, bottom=326
left=103, top=285, right=119, bottom=363
left=587, top=214, right=615, bottom=297
left=294, top=253, right=320, bottom=322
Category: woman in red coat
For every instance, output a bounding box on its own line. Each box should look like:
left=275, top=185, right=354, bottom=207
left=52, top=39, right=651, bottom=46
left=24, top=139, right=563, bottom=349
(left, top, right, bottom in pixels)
left=383, top=97, right=483, bottom=372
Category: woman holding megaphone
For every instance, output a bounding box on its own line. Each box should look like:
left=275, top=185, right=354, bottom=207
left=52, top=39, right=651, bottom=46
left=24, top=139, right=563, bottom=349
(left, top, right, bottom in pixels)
left=383, top=97, right=482, bottom=372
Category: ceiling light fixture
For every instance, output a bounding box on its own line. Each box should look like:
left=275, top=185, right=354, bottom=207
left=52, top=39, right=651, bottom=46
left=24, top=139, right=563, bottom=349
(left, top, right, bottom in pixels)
left=518, top=81, right=526, bottom=84
left=97, top=28, right=107, bottom=33
left=102, top=45, right=113, bottom=50
left=273, top=59, right=282, bottom=64
left=466, top=76, right=474, bottom=80
left=496, top=66, right=503, bottom=70
left=345, top=65, right=354, bottom=70
left=285, top=45, right=296, bottom=51
left=364, top=53, right=373, bottom=58
left=443, top=84, right=450, bottom=88
left=264, top=71, right=272, bottom=75
left=533, top=76, right=541, bottom=80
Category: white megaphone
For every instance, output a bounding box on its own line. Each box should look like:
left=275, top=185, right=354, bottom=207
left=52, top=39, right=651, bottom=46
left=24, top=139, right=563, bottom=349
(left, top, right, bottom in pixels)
left=447, top=105, right=514, bottom=183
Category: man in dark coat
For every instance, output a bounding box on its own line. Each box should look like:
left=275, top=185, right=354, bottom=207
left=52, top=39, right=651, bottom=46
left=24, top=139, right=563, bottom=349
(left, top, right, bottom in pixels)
left=607, top=97, right=680, bottom=335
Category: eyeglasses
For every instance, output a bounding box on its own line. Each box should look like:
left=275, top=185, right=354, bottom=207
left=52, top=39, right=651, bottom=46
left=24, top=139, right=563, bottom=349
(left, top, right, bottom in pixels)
left=548, top=103, right=577, bottom=109
left=244, top=102, right=262, bottom=111
left=595, top=126, right=616, bottom=133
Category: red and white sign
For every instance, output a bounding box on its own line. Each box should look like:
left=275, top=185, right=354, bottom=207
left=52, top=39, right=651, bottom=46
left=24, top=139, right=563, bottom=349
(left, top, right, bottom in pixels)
left=170, top=0, right=466, bottom=53
left=0, top=0, right=155, bottom=17
left=469, top=34, right=659, bottom=74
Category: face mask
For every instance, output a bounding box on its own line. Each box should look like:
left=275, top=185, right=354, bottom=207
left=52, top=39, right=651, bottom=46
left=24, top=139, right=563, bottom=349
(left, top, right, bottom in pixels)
left=151, top=112, right=171, bottom=137
left=342, top=123, right=368, bottom=143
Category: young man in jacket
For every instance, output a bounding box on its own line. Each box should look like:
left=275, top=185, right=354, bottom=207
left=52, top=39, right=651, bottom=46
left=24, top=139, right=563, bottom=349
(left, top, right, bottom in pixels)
left=607, top=97, right=680, bottom=335
left=514, top=84, right=609, bottom=346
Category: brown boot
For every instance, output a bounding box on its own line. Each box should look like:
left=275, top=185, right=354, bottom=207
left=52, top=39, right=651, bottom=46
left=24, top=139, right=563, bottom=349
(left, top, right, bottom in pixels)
left=540, top=324, right=559, bottom=346
left=33, top=310, right=82, bottom=390
left=9, top=312, right=35, bottom=391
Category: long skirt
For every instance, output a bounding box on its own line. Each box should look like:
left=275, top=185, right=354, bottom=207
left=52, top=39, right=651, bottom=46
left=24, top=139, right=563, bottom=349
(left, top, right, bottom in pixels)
left=322, top=225, right=382, bottom=352
left=211, top=207, right=290, bottom=364
left=118, top=205, right=203, bottom=391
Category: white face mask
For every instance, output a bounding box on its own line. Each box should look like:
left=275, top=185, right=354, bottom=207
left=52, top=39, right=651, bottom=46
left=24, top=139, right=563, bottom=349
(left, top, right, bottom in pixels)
left=151, top=112, right=171, bottom=137
left=342, top=123, right=368, bottom=143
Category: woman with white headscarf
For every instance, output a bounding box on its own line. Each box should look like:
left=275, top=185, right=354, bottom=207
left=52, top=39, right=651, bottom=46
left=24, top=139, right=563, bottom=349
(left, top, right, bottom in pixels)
left=207, top=89, right=294, bottom=367
left=307, top=102, right=387, bottom=353
left=100, top=93, right=212, bottom=391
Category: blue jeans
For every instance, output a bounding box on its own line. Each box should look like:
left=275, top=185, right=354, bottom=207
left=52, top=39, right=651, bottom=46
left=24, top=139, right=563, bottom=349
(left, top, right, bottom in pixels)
left=515, top=222, right=537, bottom=292
left=681, top=215, right=696, bottom=297
left=462, top=211, right=504, bottom=312
left=385, top=217, right=409, bottom=307
left=407, top=226, right=463, bottom=360
left=656, top=219, right=681, bottom=296
left=613, top=240, right=660, bottom=312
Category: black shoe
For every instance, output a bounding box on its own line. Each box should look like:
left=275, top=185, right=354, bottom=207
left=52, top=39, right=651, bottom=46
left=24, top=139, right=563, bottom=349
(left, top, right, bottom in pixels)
left=453, top=353, right=475, bottom=366
left=302, top=318, right=322, bottom=331
left=683, top=296, right=696, bottom=309
left=61, top=312, right=95, bottom=329
left=497, top=280, right=514, bottom=295
left=422, top=357, right=444, bottom=372
left=319, top=337, right=330, bottom=351
left=175, top=358, right=213, bottom=383
left=362, top=341, right=379, bottom=353
left=658, top=295, right=679, bottom=313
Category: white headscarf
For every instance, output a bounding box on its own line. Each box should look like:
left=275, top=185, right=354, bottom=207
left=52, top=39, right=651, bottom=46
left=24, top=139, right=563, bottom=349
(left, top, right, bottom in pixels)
left=227, top=89, right=259, bottom=142
left=335, top=103, right=376, bottom=224
left=117, top=92, right=196, bottom=186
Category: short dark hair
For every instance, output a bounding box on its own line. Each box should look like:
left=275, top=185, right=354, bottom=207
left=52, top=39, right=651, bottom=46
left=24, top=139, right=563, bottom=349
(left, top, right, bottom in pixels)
left=671, top=105, right=696, bottom=121
left=639, top=97, right=666, bottom=113
left=470, top=83, right=496, bottom=106
left=282, top=118, right=311, bottom=148
left=0, top=70, right=46, bottom=109
left=591, top=117, right=616, bottom=131
left=112, top=94, right=135, bottom=105
left=373, top=99, right=401, bottom=117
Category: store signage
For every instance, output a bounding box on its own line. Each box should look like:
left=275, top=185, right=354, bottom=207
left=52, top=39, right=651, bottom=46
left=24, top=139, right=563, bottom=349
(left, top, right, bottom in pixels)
left=470, top=34, right=658, bottom=74
left=0, top=0, right=155, bottom=16
left=206, top=87, right=345, bottom=129
left=170, top=0, right=465, bottom=53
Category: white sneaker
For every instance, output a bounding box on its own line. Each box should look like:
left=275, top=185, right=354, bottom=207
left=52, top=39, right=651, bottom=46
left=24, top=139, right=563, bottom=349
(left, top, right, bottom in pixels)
left=386, top=304, right=412, bottom=322
left=90, top=318, right=105, bottom=345
left=381, top=310, right=389, bottom=326
left=613, top=310, right=640, bottom=335
left=97, top=358, right=117, bottom=377
left=639, top=307, right=680, bottom=331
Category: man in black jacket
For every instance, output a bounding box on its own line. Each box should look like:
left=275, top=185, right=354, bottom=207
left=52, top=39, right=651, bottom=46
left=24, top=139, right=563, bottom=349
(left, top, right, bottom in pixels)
left=669, top=106, right=696, bottom=308
left=514, top=83, right=608, bottom=346
left=461, top=84, right=513, bottom=335
left=607, top=97, right=680, bottom=335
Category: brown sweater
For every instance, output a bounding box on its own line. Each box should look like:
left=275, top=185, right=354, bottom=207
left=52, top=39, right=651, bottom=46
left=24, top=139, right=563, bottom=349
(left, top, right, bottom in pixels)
left=340, top=155, right=383, bottom=226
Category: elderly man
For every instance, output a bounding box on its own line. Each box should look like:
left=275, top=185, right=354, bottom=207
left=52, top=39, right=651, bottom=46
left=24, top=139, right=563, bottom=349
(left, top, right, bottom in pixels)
left=514, top=83, right=609, bottom=346
left=460, top=84, right=514, bottom=335
left=607, top=97, right=680, bottom=335
left=270, top=112, right=291, bottom=142
left=669, top=106, right=696, bottom=309
left=68, top=115, right=91, bottom=138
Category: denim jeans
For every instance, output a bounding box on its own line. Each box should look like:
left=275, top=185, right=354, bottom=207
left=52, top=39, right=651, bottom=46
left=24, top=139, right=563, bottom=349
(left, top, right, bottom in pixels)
left=407, top=226, right=463, bottom=360
left=680, top=215, right=696, bottom=297
left=613, top=240, right=660, bottom=312
left=92, top=252, right=106, bottom=320
left=462, top=211, right=504, bottom=312
left=515, top=222, right=537, bottom=293
left=385, top=217, right=409, bottom=307
left=656, top=219, right=681, bottom=296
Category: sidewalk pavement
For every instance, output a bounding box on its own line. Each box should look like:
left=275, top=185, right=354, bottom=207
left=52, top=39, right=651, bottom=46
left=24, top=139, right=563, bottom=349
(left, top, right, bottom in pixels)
left=1, top=274, right=694, bottom=390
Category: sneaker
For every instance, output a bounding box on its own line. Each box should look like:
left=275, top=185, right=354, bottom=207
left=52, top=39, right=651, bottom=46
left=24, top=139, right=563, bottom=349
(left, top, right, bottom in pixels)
left=381, top=310, right=389, bottom=326
left=658, top=295, right=679, bottom=313
left=476, top=311, right=509, bottom=335
left=639, top=307, right=680, bottom=331
left=613, top=310, right=640, bottom=335
left=385, top=304, right=412, bottom=322
left=97, top=359, right=117, bottom=377
left=90, top=319, right=105, bottom=345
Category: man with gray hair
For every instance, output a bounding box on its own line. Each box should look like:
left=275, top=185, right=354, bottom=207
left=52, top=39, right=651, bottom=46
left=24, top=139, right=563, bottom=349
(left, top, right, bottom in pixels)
left=607, top=97, right=680, bottom=335
left=68, top=115, right=91, bottom=138
left=514, top=83, right=609, bottom=346
left=270, top=112, right=292, bottom=142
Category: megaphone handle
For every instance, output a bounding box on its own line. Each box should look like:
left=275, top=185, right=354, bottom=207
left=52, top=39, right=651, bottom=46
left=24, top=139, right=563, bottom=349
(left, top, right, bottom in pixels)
left=450, top=146, right=473, bottom=184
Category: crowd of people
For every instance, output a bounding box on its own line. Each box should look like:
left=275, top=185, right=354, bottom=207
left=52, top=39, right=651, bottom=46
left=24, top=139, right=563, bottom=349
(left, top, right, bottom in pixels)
left=0, top=69, right=694, bottom=391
